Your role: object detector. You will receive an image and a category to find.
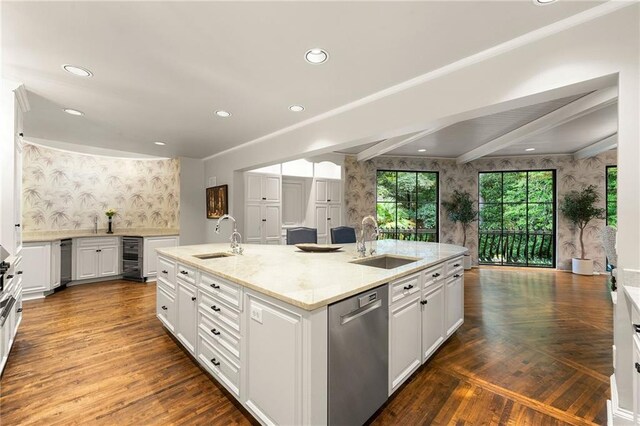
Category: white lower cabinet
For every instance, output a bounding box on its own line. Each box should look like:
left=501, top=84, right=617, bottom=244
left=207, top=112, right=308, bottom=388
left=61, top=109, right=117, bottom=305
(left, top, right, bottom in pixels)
left=143, top=236, right=179, bottom=279
left=51, top=240, right=61, bottom=289
left=634, top=335, right=640, bottom=424
left=157, top=280, right=176, bottom=333
left=176, top=278, right=197, bottom=354
left=21, top=242, right=52, bottom=296
left=445, top=272, right=464, bottom=336
left=75, top=237, right=120, bottom=281
left=421, top=283, right=445, bottom=362
left=389, top=293, right=422, bottom=394
left=246, top=203, right=281, bottom=244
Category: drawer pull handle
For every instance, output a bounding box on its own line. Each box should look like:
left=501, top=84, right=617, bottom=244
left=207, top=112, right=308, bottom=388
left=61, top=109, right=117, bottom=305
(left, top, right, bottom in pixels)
left=161, top=305, right=168, bottom=311
left=634, top=324, right=640, bottom=333
left=6, top=275, right=13, bottom=279
left=403, top=284, right=414, bottom=290
left=17, top=308, right=23, bottom=313
left=180, top=270, right=188, bottom=275
left=453, top=263, right=460, bottom=267
left=453, top=274, right=461, bottom=278
left=191, top=296, right=197, bottom=302
left=211, top=305, right=221, bottom=312
left=262, top=197, right=266, bottom=200
left=17, top=271, right=23, bottom=275
left=420, top=300, right=428, bottom=305
left=161, top=270, right=168, bottom=274
left=432, top=273, right=440, bottom=278
left=211, top=328, right=221, bottom=336
left=210, top=284, right=221, bottom=289
left=636, top=362, right=640, bottom=374
left=211, top=358, right=221, bottom=366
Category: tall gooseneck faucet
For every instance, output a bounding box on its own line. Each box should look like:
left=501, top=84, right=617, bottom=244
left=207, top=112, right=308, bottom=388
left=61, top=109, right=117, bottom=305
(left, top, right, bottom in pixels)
left=215, top=214, right=243, bottom=255
left=358, top=215, right=379, bottom=257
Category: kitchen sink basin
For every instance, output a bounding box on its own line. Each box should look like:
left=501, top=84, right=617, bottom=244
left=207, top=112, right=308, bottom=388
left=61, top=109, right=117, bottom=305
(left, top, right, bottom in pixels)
left=350, top=255, right=420, bottom=270
left=192, top=252, right=234, bottom=260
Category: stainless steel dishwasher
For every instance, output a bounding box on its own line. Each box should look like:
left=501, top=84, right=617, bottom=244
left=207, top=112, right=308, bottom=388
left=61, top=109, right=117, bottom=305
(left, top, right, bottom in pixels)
left=328, top=283, right=388, bottom=426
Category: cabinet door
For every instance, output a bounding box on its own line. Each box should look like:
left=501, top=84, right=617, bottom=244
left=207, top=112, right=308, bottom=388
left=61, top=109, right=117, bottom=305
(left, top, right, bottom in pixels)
left=263, top=204, right=281, bottom=244
left=22, top=243, right=51, bottom=294
left=246, top=174, right=263, bottom=202
left=262, top=175, right=281, bottom=202
left=245, top=203, right=263, bottom=243
left=99, top=245, right=119, bottom=277
left=421, top=284, right=445, bottom=362
left=13, top=141, right=22, bottom=254
left=445, top=274, right=464, bottom=336
left=77, top=247, right=99, bottom=280
left=315, top=179, right=328, bottom=203
left=51, top=241, right=61, bottom=289
left=328, top=180, right=341, bottom=204
left=176, top=280, right=197, bottom=354
left=315, top=205, right=329, bottom=244
left=328, top=204, right=342, bottom=228
left=143, top=237, right=178, bottom=277
left=634, top=337, right=640, bottom=424
left=389, top=294, right=422, bottom=394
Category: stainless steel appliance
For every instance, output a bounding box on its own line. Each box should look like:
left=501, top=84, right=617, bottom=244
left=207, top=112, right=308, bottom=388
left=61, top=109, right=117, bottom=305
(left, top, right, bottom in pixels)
left=328, top=284, right=389, bottom=426
left=60, top=239, right=72, bottom=286
left=122, top=237, right=144, bottom=282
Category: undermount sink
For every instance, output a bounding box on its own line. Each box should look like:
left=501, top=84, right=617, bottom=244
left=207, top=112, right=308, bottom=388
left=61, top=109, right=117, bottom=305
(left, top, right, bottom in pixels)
left=350, top=255, right=421, bottom=270
left=192, top=252, right=234, bottom=260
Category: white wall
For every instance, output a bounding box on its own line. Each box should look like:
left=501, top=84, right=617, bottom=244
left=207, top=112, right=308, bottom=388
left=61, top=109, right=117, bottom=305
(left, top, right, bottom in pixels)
left=179, top=157, right=206, bottom=245
left=202, top=6, right=639, bottom=411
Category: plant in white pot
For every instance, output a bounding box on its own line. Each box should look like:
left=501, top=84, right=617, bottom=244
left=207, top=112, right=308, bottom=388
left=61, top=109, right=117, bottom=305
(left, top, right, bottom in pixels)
left=442, top=190, right=477, bottom=270
left=559, top=185, right=605, bottom=275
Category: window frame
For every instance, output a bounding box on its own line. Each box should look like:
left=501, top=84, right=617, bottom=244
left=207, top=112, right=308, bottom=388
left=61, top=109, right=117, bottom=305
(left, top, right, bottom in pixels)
left=606, top=165, right=617, bottom=227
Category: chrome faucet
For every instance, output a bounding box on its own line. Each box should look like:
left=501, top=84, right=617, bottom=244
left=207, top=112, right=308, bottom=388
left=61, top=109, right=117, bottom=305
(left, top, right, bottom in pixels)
left=358, top=215, right=379, bottom=257
left=215, top=214, right=243, bottom=255
left=93, top=215, right=98, bottom=234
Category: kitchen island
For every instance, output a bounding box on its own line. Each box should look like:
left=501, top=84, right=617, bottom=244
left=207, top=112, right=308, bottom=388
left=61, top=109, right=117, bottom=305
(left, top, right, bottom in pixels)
left=156, top=240, right=467, bottom=425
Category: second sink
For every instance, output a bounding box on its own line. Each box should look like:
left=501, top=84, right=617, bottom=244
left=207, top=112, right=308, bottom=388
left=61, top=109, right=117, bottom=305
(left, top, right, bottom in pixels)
left=193, top=252, right=234, bottom=260
left=350, top=254, right=420, bottom=270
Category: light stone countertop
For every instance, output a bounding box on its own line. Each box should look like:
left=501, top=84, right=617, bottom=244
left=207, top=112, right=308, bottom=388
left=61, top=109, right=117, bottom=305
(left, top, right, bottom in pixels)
left=23, top=228, right=180, bottom=243
left=157, top=240, right=468, bottom=311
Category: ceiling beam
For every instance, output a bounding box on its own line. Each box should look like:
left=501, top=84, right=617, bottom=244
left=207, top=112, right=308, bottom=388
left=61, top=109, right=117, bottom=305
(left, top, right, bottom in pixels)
left=455, top=86, right=618, bottom=164
left=356, top=127, right=449, bottom=162
left=573, top=134, right=617, bottom=160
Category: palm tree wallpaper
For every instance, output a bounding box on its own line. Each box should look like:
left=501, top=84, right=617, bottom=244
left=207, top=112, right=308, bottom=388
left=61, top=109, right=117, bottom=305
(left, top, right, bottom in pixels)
left=344, top=149, right=616, bottom=271
left=22, top=143, right=180, bottom=232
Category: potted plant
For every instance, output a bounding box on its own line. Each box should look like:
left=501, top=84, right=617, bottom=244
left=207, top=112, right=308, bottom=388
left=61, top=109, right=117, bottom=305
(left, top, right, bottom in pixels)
left=559, top=185, right=605, bottom=275
left=105, top=208, right=116, bottom=234
left=442, top=190, right=477, bottom=270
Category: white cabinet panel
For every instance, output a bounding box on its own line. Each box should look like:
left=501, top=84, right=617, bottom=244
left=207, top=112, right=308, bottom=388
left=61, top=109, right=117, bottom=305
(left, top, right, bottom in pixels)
left=315, top=205, right=328, bottom=243
left=315, top=179, right=328, bottom=203
left=22, top=243, right=52, bottom=294
left=421, top=284, right=445, bottom=362
left=157, top=282, right=176, bottom=333
left=246, top=173, right=281, bottom=203
left=633, top=336, right=640, bottom=424
left=264, top=205, right=281, bottom=243
left=176, top=280, right=197, bottom=354
left=51, top=240, right=61, bottom=289
left=246, top=203, right=280, bottom=245
left=328, top=180, right=341, bottom=204
left=445, top=274, right=464, bottom=336
left=77, top=247, right=99, bottom=280
left=246, top=174, right=263, bottom=202
left=328, top=204, right=342, bottom=228
left=143, top=237, right=178, bottom=278
left=245, top=204, right=263, bottom=243
left=75, top=238, right=120, bottom=280
left=263, top=176, right=281, bottom=202
left=282, top=181, right=305, bottom=226
left=99, top=245, right=119, bottom=277
left=389, top=294, right=422, bottom=394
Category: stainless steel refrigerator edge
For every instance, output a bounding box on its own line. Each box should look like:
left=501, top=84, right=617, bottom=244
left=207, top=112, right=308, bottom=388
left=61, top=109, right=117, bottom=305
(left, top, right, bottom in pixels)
left=328, top=284, right=389, bottom=426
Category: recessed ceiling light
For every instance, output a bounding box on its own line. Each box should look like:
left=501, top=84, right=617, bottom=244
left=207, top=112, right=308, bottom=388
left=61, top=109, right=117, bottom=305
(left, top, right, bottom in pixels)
left=154, top=141, right=166, bottom=146
left=289, top=105, right=305, bottom=112
left=533, top=0, right=556, bottom=4
left=63, top=108, right=84, bottom=116
left=215, top=110, right=231, bottom=118
left=305, top=48, right=329, bottom=64
left=62, top=64, right=93, bottom=77
left=525, top=148, right=536, bottom=152
left=418, top=149, right=426, bottom=153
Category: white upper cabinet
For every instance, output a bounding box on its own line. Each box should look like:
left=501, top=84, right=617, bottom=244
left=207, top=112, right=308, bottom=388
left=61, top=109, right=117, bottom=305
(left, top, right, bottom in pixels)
left=263, top=176, right=280, bottom=202
left=328, top=180, right=342, bottom=204
left=315, top=179, right=328, bottom=203
left=246, top=173, right=281, bottom=203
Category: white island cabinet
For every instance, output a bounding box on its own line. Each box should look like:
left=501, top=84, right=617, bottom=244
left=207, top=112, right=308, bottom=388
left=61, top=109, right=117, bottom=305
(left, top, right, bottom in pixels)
left=156, top=241, right=465, bottom=425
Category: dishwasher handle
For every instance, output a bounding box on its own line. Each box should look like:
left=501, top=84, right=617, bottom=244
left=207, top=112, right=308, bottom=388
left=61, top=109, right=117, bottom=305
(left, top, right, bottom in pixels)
left=340, top=299, right=382, bottom=326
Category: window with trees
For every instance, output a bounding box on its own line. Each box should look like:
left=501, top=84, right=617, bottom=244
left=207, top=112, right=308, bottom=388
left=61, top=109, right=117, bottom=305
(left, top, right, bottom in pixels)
left=376, top=171, right=439, bottom=242
left=478, top=170, right=556, bottom=267
left=606, top=165, right=617, bottom=227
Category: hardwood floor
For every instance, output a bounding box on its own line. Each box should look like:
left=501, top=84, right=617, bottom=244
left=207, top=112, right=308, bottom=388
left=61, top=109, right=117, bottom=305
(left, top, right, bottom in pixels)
left=0, top=269, right=612, bottom=425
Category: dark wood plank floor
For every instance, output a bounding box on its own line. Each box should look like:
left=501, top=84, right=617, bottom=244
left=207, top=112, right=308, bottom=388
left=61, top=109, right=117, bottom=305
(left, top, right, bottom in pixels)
left=0, top=268, right=612, bottom=425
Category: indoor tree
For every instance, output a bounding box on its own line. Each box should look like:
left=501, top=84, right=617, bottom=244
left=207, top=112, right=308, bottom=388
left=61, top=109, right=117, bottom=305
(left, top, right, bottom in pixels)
left=559, top=185, right=605, bottom=260
left=442, top=190, right=478, bottom=248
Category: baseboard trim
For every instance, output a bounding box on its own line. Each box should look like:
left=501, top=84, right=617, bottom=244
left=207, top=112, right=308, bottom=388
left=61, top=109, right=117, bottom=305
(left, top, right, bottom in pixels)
left=610, top=374, right=635, bottom=424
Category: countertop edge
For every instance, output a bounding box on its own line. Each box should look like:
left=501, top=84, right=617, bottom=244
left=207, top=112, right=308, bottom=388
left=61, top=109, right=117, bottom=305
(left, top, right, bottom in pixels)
left=23, top=231, right=180, bottom=243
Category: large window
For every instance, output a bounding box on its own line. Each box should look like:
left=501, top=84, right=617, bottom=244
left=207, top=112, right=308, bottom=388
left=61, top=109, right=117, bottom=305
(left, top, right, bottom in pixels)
left=376, top=171, right=439, bottom=242
left=606, top=165, right=617, bottom=227
left=478, top=170, right=556, bottom=267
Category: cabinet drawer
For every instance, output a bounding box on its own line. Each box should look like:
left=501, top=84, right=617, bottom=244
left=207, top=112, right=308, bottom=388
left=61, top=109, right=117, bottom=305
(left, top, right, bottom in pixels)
left=158, top=256, right=176, bottom=284
left=157, top=276, right=175, bottom=296
left=198, top=332, right=240, bottom=397
left=198, top=310, right=240, bottom=362
left=447, top=257, right=464, bottom=276
left=199, top=272, right=242, bottom=311
left=77, top=237, right=119, bottom=247
left=199, top=291, right=241, bottom=333
left=177, top=263, right=196, bottom=285
left=422, top=264, right=445, bottom=289
left=390, top=273, right=421, bottom=305
left=157, top=284, right=176, bottom=333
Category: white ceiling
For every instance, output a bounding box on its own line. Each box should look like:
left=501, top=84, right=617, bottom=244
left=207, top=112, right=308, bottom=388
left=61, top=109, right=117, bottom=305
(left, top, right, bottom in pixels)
left=1, top=1, right=606, bottom=159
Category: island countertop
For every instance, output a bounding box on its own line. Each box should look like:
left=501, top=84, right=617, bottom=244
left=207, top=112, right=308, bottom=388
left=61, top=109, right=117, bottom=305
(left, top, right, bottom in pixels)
left=157, top=240, right=467, bottom=311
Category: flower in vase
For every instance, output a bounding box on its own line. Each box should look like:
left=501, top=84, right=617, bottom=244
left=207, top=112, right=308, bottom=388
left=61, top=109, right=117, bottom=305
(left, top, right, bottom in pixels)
left=105, top=208, right=117, bottom=218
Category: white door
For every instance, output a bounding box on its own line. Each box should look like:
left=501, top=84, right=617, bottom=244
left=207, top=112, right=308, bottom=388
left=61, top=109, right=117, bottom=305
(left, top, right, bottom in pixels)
left=328, top=180, right=341, bottom=204
left=315, top=205, right=329, bottom=244
left=445, top=274, right=464, bottom=336
left=13, top=140, right=22, bottom=254
left=22, top=243, right=52, bottom=293
left=390, top=294, right=422, bottom=394
left=328, top=204, right=342, bottom=229
left=315, top=179, right=328, bottom=203
left=77, top=247, right=99, bottom=280
left=282, top=181, right=304, bottom=226
left=245, top=203, right=263, bottom=243
left=246, top=174, right=263, bottom=202
left=264, top=204, right=281, bottom=244
left=176, top=280, right=197, bottom=354
left=144, top=237, right=178, bottom=277
left=421, top=284, right=445, bottom=362
left=99, top=245, right=119, bottom=277
left=51, top=241, right=61, bottom=289
left=263, top=175, right=281, bottom=202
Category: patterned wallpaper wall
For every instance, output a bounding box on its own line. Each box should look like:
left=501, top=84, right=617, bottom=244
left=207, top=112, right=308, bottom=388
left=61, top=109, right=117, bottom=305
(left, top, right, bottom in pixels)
left=22, top=143, right=180, bottom=231
left=344, top=150, right=617, bottom=271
